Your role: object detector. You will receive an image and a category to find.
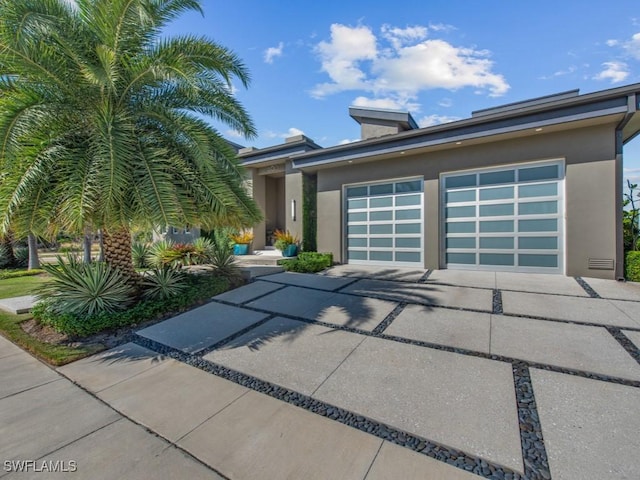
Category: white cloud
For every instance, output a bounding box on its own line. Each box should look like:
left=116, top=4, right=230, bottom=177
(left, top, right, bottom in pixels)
left=593, top=61, right=629, bottom=83
left=286, top=127, right=304, bottom=137
left=225, top=129, right=243, bottom=138
left=418, top=114, right=461, bottom=128
left=264, top=127, right=305, bottom=139
left=625, top=32, right=640, bottom=59
left=539, top=65, right=577, bottom=80
left=338, top=138, right=359, bottom=145
left=606, top=39, right=619, bottom=47
left=311, top=23, right=509, bottom=101
left=438, top=97, right=453, bottom=107
left=352, top=95, right=419, bottom=111
left=264, top=42, right=284, bottom=64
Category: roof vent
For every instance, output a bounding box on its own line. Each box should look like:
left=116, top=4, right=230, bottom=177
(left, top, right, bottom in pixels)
left=588, top=258, right=615, bottom=270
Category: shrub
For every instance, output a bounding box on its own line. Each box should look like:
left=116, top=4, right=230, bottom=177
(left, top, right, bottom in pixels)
left=37, top=256, right=135, bottom=316
left=626, top=251, right=640, bottom=282
left=279, top=252, right=333, bottom=273
left=14, top=246, right=28, bottom=268
left=142, top=267, right=187, bottom=301
left=209, top=238, right=241, bottom=281
left=0, top=268, right=45, bottom=279
left=273, top=229, right=299, bottom=251
left=190, top=237, right=215, bottom=265
left=132, top=242, right=151, bottom=269
left=33, top=272, right=230, bottom=337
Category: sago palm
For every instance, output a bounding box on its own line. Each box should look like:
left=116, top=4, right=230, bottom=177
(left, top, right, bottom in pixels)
left=0, top=0, right=261, bottom=281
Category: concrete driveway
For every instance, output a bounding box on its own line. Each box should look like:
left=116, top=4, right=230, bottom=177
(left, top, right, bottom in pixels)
left=17, top=267, right=640, bottom=479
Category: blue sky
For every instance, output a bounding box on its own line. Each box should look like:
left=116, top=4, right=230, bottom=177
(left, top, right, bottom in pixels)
left=165, top=0, right=640, bottom=185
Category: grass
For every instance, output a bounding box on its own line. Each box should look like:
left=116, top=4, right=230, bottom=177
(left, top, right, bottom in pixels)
left=0, top=271, right=102, bottom=365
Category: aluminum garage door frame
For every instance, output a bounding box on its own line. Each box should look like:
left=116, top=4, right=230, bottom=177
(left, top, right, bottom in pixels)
left=441, top=159, right=565, bottom=274
left=344, top=177, right=424, bottom=267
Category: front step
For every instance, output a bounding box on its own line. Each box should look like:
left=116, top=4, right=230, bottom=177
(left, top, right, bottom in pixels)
left=234, top=254, right=286, bottom=266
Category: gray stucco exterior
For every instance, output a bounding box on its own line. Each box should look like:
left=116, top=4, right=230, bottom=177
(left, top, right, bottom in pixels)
left=239, top=83, right=640, bottom=279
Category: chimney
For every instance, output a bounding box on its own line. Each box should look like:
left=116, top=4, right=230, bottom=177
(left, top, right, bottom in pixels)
left=349, top=107, right=418, bottom=140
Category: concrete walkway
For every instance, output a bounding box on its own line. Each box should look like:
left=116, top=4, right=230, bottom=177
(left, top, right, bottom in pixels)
left=4, top=267, right=640, bottom=479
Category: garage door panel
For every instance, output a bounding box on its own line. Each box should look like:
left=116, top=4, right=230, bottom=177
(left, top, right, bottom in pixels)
left=443, top=161, right=563, bottom=274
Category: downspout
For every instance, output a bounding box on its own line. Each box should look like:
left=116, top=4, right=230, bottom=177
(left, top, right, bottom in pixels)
left=615, top=93, right=637, bottom=280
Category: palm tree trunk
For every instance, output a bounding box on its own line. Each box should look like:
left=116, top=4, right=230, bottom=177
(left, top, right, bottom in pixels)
left=27, top=234, right=40, bottom=270
left=83, top=230, right=92, bottom=263
left=102, top=226, right=138, bottom=284
left=98, top=230, right=105, bottom=262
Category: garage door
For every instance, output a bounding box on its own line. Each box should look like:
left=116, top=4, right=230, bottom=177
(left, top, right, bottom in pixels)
left=443, top=161, right=564, bottom=273
left=345, top=178, right=423, bottom=266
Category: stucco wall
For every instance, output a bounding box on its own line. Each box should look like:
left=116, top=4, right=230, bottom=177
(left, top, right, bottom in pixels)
left=316, top=123, right=618, bottom=278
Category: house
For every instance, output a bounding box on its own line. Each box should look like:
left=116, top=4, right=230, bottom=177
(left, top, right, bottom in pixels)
left=239, top=83, right=640, bottom=279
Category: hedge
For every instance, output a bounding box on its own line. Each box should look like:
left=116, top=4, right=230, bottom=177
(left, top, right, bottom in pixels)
left=279, top=252, right=333, bottom=273
left=626, top=251, right=640, bottom=282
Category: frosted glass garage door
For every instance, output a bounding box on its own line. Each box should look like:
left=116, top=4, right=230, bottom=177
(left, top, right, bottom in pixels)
left=443, top=161, right=564, bottom=273
left=345, top=178, right=423, bottom=266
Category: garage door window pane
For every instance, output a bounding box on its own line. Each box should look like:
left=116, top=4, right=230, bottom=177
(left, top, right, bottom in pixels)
left=480, top=237, right=514, bottom=249
left=480, top=220, right=514, bottom=232
left=396, top=194, right=421, bottom=206
left=370, top=251, right=393, bottom=261
left=395, top=209, right=421, bottom=220
left=370, top=197, right=393, bottom=208
left=479, top=187, right=514, bottom=200
left=447, top=237, right=476, bottom=249
left=396, top=238, right=421, bottom=248
left=370, top=211, right=392, bottom=221
left=519, top=201, right=557, bottom=215
left=519, top=183, right=557, bottom=198
left=396, top=223, right=421, bottom=234
left=348, top=225, right=367, bottom=234
left=480, top=253, right=514, bottom=266
left=370, top=238, right=393, bottom=248
left=447, top=253, right=476, bottom=264
left=348, top=250, right=367, bottom=260
left=396, top=180, right=422, bottom=193
left=348, top=212, right=367, bottom=222
left=445, top=174, right=476, bottom=188
left=479, top=170, right=515, bottom=186
left=518, top=237, right=557, bottom=249
left=519, top=165, right=559, bottom=182
left=347, top=238, right=367, bottom=247
left=347, top=186, right=367, bottom=197
left=519, top=254, right=558, bottom=267
left=519, top=219, right=557, bottom=232
left=370, top=184, right=394, bottom=195
left=396, top=252, right=421, bottom=262
left=446, top=190, right=476, bottom=203
left=479, top=204, right=514, bottom=216
left=370, top=224, right=393, bottom=234
left=348, top=199, right=367, bottom=209
left=447, top=206, right=476, bottom=218
left=446, top=222, right=476, bottom=233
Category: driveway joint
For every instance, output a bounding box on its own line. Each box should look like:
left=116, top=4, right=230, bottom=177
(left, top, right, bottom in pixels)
left=605, top=327, right=640, bottom=365
left=416, top=269, right=433, bottom=283
left=574, top=277, right=602, bottom=298
left=492, top=289, right=503, bottom=314
left=371, top=302, right=407, bottom=335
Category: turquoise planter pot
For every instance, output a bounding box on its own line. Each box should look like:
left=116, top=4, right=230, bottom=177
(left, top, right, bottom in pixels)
left=233, top=244, right=249, bottom=255
left=282, top=244, right=298, bottom=257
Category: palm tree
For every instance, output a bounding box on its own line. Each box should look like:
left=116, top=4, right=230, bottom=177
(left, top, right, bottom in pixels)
left=0, top=0, right=261, bottom=282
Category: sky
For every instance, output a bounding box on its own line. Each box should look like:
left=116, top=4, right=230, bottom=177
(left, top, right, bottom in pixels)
left=163, top=0, right=640, bottom=187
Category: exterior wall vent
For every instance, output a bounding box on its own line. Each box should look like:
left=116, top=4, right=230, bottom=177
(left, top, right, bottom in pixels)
left=588, top=258, right=615, bottom=270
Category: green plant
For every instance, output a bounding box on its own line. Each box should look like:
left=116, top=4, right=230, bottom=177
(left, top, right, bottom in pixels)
left=13, top=247, right=28, bottom=268
left=149, top=240, right=180, bottom=267
left=142, top=267, right=187, bottom=301
left=624, top=180, right=640, bottom=252
left=190, top=237, right=216, bottom=265
left=0, top=243, right=15, bottom=269
left=132, top=242, right=151, bottom=269
left=210, top=237, right=241, bottom=281
left=36, top=256, right=135, bottom=316
left=230, top=230, right=254, bottom=244
left=302, top=174, right=317, bottom=252
left=626, top=251, right=640, bottom=282
left=273, top=229, right=299, bottom=251
left=279, top=252, right=333, bottom=273
left=0, top=269, right=45, bottom=280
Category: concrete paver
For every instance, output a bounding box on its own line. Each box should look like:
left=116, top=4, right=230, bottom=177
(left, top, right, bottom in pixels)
left=247, top=285, right=334, bottom=316
left=384, top=305, right=491, bottom=353
left=427, top=270, right=496, bottom=289
left=324, top=264, right=426, bottom=282
left=261, top=271, right=357, bottom=290
left=365, top=442, right=483, bottom=480
left=609, top=299, right=640, bottom=324
left=501, top=291, right=639, bottom=327
left=0, top=295, right=37, bottom=314
left=205, top=317, right=365, bottom=395
left=96, top=358, right=248, bottom=441
left=491, top=316, right=640, bottom=380
left=496, top=272, right=588, bottom=296
left=314, top=336, right=523, bottom=473
left=342, top=279, right=494, bottom=311
left=622, top=329, right=640, bottom=350
left=58, top=343, right=166, bottom=393
left=137, top=301, right=269, bottom=353
left=179, top=390, right=382, bottom=480
left=305, top=293, right=397, bottom=331
left=0, top=349, right=60, bottom=399
left=583, top=277, right=640, bottom=301
left=4, top=418, right=223, bottom=480
left=0, top=334, right=24, bottom=359
left=531, top=369, right=640, bottom=480
left=212, top=280, right=283, bottom=304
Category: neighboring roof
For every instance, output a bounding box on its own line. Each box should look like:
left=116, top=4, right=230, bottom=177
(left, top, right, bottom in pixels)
left=237, top=134, right=322, bottom=166
left=349, top=106, right=419, bottom=131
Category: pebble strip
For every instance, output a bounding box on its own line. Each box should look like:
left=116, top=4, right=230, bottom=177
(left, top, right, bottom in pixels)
left=606, top=327, right=640, bottom=365
left=132, top=334, right=526, bottom=480
left=574, top=277, right=601, bottom=298
left=493, top=289, right=504, bottom=314
left=512, top=362, right=551, bottom=480
left=417, top=269, right=433, bottom=283
left=371, top=302, right=407, bottom=335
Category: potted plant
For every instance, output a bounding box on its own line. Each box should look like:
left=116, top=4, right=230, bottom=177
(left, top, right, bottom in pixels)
left=230, top=230, right=254, bottom=255
left=273, top=229, right=299, bottom=257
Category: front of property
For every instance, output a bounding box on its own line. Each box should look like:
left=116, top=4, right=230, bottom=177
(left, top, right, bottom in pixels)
left=239, top=83, right=640, bottom=279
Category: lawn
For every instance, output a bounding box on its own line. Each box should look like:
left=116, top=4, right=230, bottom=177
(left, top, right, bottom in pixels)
left=0, top=272, right=103, bottom=365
